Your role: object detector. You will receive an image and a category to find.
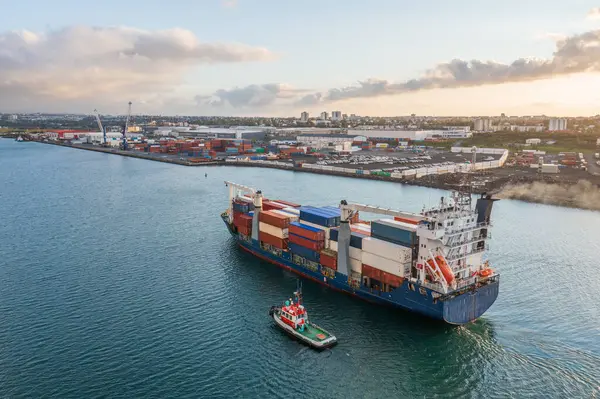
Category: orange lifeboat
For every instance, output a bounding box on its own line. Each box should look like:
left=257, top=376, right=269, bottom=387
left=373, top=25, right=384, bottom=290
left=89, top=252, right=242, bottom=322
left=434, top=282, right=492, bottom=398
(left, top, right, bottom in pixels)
left=426, top=256, right=455, bottom=285
left=479, top=268, right=493, bottom=278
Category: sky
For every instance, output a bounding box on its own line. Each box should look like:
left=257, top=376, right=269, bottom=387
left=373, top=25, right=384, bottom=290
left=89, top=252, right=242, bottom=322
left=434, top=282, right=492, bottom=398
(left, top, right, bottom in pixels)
left=1, top=0, right=600, bottom=117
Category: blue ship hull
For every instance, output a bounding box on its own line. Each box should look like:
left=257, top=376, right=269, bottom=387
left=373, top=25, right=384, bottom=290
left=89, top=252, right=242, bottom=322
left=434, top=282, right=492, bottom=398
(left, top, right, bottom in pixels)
left=222, top=215, right=499, bottom=325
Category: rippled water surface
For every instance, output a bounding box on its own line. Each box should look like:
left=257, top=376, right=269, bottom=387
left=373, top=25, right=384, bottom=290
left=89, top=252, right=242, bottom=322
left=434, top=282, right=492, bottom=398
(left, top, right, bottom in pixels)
left=1, top=140, right=599, bottom=398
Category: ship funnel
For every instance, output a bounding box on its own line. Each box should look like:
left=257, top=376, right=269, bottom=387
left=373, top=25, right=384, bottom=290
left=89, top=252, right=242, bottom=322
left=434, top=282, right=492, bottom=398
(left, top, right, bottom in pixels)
left=475, top=194, right=497, bottom=224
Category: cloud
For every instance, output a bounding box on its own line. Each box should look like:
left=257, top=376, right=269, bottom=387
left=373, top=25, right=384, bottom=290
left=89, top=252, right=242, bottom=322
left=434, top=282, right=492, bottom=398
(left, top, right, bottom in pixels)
left=0, top=25, right=274, bottom=112
left=298, top=28, right=600, bottom=103
left=198, top=83, right=309, bottom=108
left=587, top=7, right=600, bottom=20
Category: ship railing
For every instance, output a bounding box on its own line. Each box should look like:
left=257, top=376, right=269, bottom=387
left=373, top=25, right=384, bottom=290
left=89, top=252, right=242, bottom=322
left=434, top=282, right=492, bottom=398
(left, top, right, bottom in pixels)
left=444, top=247, right=486, bottom=263
left=444, top=233, right=489, bottom=249
left=444, top=222, right=490, bottom=238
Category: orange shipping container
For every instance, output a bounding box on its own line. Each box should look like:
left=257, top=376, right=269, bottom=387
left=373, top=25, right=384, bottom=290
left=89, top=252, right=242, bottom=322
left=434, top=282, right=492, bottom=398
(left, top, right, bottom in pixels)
left=259, top=210, right=290, bottom=228
left=394, top=216, right=419, bottom=225
left=259, top=231, right=287, bottom=249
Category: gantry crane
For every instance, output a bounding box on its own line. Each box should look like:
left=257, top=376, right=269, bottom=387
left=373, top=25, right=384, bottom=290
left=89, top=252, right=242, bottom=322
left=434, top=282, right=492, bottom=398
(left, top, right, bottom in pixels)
left=122, top=101, right=132, bottom=151
left=93, top=109, right=107, bottom=146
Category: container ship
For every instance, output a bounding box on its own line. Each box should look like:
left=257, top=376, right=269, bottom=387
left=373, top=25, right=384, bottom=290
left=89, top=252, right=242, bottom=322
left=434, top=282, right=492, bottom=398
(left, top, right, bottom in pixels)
left=221, top=181, right=500, bottom=325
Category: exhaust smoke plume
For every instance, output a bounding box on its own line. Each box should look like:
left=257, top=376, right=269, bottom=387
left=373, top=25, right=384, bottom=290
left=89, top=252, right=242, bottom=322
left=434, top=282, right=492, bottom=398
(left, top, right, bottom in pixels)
left=495, top=180, right=600, bottom=211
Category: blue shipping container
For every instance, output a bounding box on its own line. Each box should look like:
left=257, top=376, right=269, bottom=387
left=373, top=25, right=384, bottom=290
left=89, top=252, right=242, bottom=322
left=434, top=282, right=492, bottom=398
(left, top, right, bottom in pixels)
left=290, top=221, right=323, bottom=234
left=233, top=202, right=249, bottom=213
left=329, top=229, right=365, bottom=249
left=299, top=207, right=337, bottom=228
left=370, top=221, right=415, bottom=247
left=320, top=206, right=341, bottom=216
left=304, top=207, right=340, bottom=226
left=289, top=242, right=320, bottom=263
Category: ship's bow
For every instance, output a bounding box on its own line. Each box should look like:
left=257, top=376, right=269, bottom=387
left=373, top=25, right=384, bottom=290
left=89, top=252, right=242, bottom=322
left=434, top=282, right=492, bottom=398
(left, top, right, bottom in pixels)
left=442, top=277, right=500, bottom=325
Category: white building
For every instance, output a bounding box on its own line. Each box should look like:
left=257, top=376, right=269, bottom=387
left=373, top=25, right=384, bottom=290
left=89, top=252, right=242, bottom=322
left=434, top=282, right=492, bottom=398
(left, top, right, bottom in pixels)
left=474, top=118, right=491, bottom=132
left=433, top=130, right=473, bottom=139
left=549, top=118, right=567, bottom=131
left=300, top=112, right=309, bottom=122
left=86, top=132, right=125, bottom=144
left=348, top=129, right=427, bottom=141
left=526, top=138, right=542, bottom=145
left=8, top=114, right=18, bottom=121
left=296, top=133, right=356, bottom=149
left=331, top=111, right=342, bottom=121
left=443, top=126, right=470, bottom=132
left=511, top=125, right=545, bottom=133
left=320, top=111, right=329, bottom=120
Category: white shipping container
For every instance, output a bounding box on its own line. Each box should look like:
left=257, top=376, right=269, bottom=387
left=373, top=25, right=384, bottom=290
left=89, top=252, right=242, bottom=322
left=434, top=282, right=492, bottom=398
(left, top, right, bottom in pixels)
left=349, top=258, right=362, bottom=274
left=329, top=241, right=362, bottom=260
left=361, top=252, right=405, bottom=277
left=271, top=209, right=299, bottom=221
left=282, top=207, right=300, bottom=215
left=259, top=222, right=288, bottom=238
left=376, top=219, right=418, bottom=232
left=362, top=237, right=412, bottom=263
left=351, top=223, right=371, bottom=235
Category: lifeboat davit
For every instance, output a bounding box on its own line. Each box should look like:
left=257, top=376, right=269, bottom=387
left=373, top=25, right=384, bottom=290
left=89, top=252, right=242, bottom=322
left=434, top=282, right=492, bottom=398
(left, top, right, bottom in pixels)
left=426, top=256, right=455, bottom=286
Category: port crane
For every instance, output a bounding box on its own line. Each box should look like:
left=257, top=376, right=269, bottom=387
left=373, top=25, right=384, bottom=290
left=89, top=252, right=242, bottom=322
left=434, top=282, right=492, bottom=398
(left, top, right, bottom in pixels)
left=122, top=101, right=132, bottom=151
left=93, top=109, right=107, bottom=146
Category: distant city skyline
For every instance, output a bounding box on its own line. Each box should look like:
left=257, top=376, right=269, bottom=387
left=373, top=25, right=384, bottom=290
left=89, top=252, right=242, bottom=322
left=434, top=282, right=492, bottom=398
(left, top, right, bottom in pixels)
left=1, top=0, right=600, bottom=116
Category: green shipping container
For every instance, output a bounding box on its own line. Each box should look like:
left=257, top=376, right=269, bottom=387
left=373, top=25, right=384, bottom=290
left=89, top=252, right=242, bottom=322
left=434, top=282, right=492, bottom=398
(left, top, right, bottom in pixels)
left=255, top=148, right=265, bottom=153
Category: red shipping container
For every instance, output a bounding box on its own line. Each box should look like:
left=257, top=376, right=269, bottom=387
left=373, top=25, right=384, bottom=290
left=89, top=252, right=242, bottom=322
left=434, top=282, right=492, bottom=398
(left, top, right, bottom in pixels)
left=259, top=231, right=288, bottom=249
left=320, top=252, right=337, bottom=270
left=273, top=199, right=301, bottom=208
left=350, top=225, right=370, bottom=236
left=262, top=200, right=287, bottom=211
left=394, top=216, right=419, bottom=225
left=234, top=215, right=252, bottom=229
left=362, top=264, right=383, bottom=281
left=289, top=223, right=324, bottom=241
left=380, top=271, right=404, bottom=288
left=289, top=234, right=324, bottom=251
left=237, top=224, right=250, bottom=236
left=259, top=211, right=290, bottom=228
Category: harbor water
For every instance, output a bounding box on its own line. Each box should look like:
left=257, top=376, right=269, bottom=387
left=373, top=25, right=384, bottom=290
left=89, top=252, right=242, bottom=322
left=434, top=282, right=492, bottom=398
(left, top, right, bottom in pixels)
left=1, top=140, right=599, bottom=398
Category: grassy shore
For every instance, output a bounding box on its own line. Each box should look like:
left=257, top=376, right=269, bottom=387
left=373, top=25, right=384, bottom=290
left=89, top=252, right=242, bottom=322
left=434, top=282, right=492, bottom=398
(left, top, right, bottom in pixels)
left=447, top=131, right=598, bottom=154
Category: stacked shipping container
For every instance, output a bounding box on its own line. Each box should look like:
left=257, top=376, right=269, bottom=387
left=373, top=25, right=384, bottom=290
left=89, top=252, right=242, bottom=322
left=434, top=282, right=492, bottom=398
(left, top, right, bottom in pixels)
left=258, top=211, right=291, bottom=249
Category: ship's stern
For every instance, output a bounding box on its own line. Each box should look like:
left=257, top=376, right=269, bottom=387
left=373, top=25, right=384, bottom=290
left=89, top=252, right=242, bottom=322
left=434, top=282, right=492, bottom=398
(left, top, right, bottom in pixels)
left=442, top=277, right=500, bottom=325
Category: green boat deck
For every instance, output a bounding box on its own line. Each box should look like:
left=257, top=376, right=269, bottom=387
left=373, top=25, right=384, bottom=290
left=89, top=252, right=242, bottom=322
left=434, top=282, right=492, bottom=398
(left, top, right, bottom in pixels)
left=295, top=322, right=330, bottom=341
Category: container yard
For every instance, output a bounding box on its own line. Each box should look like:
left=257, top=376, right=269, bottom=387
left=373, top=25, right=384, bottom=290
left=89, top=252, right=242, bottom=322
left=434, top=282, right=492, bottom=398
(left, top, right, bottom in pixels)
left=13, top=129, right=599, bottom=202
left=222, top=181, right=500, bottom=325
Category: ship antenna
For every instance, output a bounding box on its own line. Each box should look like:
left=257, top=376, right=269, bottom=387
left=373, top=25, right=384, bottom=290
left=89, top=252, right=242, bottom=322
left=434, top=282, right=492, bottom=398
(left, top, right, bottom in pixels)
left=295, top=280, right=303, bottom=306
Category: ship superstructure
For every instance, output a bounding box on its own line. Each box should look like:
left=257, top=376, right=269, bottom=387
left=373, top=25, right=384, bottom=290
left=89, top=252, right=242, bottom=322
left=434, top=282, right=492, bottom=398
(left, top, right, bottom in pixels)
left=222, top=181, right=499, bottom=324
